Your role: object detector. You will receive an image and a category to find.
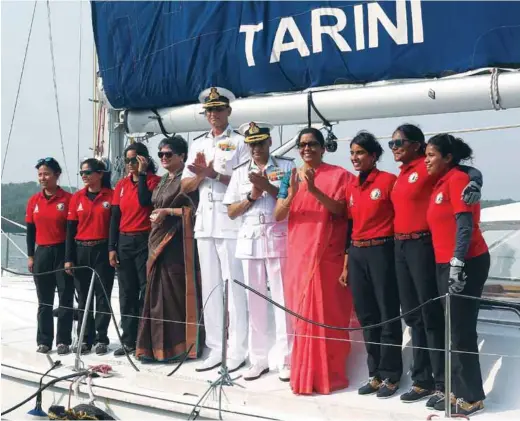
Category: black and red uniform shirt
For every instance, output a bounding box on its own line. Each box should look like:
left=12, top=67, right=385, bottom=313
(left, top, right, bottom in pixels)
left=112, top=174, right=160, bottom=233
left=348, top=169, right=396, bottom=240
left=427, top=168, right=488, bottom=264
left=67, top=187, right=113, bottom=240
left=391, top=156, right=436, bottom=234
left=25, top=187, right=72, bottom=245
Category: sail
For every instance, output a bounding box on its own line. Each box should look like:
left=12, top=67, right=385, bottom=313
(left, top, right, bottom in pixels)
left=91, top=1, right=520, bottom=110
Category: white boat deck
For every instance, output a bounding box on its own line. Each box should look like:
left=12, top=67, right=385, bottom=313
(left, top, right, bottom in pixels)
left=2, top=274, right=520, bottom=420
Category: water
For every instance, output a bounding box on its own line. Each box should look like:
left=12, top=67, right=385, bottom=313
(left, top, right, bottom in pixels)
left=1, top=233, right=28, bottom=273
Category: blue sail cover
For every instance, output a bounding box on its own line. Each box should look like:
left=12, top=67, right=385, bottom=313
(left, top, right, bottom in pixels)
left=91, top=1, right=520, bottom=110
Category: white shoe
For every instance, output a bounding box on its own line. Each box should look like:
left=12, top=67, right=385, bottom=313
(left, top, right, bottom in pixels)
left=243, top=365, right=269, bottom=381
left=226, top=358, right=246, bottom=373
left=278, top=365, right=290, bottom=382
left=195, top=354, right=221, bottom=372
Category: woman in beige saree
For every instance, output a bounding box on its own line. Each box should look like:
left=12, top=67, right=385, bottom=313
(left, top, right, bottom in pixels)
left=136, top=136, right=204, bottom=362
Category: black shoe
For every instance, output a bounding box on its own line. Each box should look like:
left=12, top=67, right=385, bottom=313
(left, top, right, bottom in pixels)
left=454, top=398, right=484, bottom=416
left=433, top=393, right=455, bottom=411
left=95, top=343, right=109, bottom=355
left=400, top=385, right=433, bottom=403
left=57, top=344, right=71, bottom=355
left=72, top=343, right=92, bottom=355
left=426, top=391, right=445, bottom=409
left=377, top=379, right=399, bottom=399
left=114, top=345, right=135, bottom=357
left=358, top=377, right=382, bottom=395
left=36, top=345, right=50, bottom=354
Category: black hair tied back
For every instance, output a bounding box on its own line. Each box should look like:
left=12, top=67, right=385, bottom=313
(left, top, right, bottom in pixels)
left=428, top=133, right=473, bottom=166
left=350, top=131, right=384, bottom=161
left=80, top=158, right=112, bottom=188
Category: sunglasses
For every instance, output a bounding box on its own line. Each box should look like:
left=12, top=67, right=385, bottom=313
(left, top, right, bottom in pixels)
left=158, top=151, right=174, bottom=159
left=205, top=106, right=228, bottom=113
left=125, top=157, right=138, bottom=165
left=248, top=140, right=267, bottom=148
left=37, top=157, right=55, bottom=165
left=79, top=170, right=99, bottom=176
left=388, top=138, right=409, bottom=149
left=297, top=141, right=321, bottom=150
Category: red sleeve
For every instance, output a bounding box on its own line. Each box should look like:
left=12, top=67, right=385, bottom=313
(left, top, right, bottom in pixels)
left=387, top=174, right=397, bottom=196
left=147, top=174, right=161, bottom=191
left=67, top=194, right=78, bottom=221
left=333, top=169, right=349, bottom=202
left=25, top=195, right=35, bottom=223
left=112, top=181, right=122, bottom=206
left=449, top=172, right=472, bottom=214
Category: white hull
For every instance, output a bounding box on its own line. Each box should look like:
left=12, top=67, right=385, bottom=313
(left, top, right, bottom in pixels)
left=125, top=70, right=520, bottom=134
left=2, top=274, right=520, bottom=420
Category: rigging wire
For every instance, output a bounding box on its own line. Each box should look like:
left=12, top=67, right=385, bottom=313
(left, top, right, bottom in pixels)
left=46, top=0, right=73, bottom=191
left=1, top=0, right=38, bottom=178
left=76, top=1, right=83, bottom=188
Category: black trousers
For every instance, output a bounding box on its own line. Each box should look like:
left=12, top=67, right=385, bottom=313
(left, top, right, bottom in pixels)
left=74, top=242, right=115, bottom=346
left=436, top=252, right=490, bottom=403
left=33, top=244, right=74, bottom=347
left=395, top=236, right=445, bottom=390
left=117, top=232, right=149, bottom=347
left=348, top=241, right=403, bottom=383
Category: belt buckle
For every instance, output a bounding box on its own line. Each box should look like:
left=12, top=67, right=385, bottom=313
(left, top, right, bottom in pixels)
left=259, top=213, right=265, bottom=224
left=208, top=192, right=213, bottom=202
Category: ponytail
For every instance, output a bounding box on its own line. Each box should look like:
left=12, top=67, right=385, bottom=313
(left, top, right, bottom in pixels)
left=80, top=158, right=112, bottom=189
left=428, top=133, right=473, bottom=165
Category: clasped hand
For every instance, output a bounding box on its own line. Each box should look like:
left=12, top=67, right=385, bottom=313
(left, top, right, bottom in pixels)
left=187, top=152, right=218, bottom=179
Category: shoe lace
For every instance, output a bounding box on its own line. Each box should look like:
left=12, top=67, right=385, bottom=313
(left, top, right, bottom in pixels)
left=434, top=390, right=444, bottom=398
left=456, top=397, right=470, bottom=411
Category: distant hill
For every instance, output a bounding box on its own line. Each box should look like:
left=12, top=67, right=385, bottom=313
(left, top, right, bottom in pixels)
left=0, top=182, right=517, bottom=233
left=1, top=182, right=77, bottom=233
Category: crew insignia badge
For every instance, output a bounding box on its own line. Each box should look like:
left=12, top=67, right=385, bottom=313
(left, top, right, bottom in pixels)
left=370, top=188, right=381, bottom=200
left=408, top=172, right=419, bottom=183
left=435, top=192, right=443, bottom=204
left=56, top=203, right=65, bottom=211
left=102, top=201, right=110, bottom=209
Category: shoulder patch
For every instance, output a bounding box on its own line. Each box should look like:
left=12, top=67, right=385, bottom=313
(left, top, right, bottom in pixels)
left=233, top=159, right=250, bottom=170
left=193, top=131, right=209, bottom=141
left=274, top=156, right=295, bottom=161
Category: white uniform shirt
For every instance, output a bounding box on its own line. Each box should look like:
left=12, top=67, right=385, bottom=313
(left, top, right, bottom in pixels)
left=182, top=125, right=250, bottom=239
left=223, top=155, right=295, bottom=259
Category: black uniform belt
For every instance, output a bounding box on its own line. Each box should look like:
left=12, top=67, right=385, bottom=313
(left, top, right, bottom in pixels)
left=76, top=239, right=108, bottom=247
left=352, top=236, right=394, bottom=248
left=37, top=242, right=64, bottom=248
left=394, top=231, right=431, bottom=241
left=121, top=231, right=149, bottom=236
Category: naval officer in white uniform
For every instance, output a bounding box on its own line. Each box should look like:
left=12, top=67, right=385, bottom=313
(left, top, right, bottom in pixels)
left=223, top=122, right=294, bottom=382
left=181, top=87, right=250, bottom=372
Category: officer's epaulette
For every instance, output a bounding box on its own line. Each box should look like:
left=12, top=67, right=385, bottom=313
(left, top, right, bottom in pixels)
left=274, top=156, right=295, bottom=161
left=193, top=131, right=209, bottom=141
left=233, top=130, right=241, bottom=135
left=233, top=159, right=251, bottom=170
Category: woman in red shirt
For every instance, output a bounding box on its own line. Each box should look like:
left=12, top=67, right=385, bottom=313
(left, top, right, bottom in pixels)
left=26, top=157, right=74, bottom=355
left=341, top=131, right=402, bottom=399
left=390, top=124, right=482, bottom=406
left=65, top=158, right=114, bottom=355
left=425, top=134, right=489, bottom=417
left=109, top=143, right=160, bottom=357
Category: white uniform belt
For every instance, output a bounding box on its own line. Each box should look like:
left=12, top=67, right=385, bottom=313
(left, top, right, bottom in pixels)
left=243, top=213, right=276, bottom=225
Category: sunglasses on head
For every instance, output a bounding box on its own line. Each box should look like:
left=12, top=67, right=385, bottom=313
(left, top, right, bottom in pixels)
left=297, top=141, right=321, bottom=150
left=79, top=170, right=99, bottom=176
left=158, top=151, right=174, bottom=159
left=37, top=157, right=55, bottom=165
left=125, top=157, right=138, bottom=165
left=388, top=138, right=410, bottom=149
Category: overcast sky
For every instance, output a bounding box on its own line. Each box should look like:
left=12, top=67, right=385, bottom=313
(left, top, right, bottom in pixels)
left=2, top=1, right=520, bottom=199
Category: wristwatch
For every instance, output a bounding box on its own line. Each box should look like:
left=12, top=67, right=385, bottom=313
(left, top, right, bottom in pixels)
left=450, top=257, right=465, bottom=267
left=246, top=192, right=256, bottom=203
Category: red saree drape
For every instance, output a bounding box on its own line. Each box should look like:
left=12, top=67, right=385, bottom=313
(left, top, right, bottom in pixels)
left=285, top=163, right=353, bottom=395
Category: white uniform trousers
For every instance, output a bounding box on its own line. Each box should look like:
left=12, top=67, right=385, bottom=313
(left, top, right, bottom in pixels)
left=242, top=257, right=292, bottom=368
left=197, top=238, right=248, bottom=362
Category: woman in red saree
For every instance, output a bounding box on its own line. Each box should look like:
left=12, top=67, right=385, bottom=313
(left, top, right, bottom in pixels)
left=274, top=128, right=353, bottom=395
